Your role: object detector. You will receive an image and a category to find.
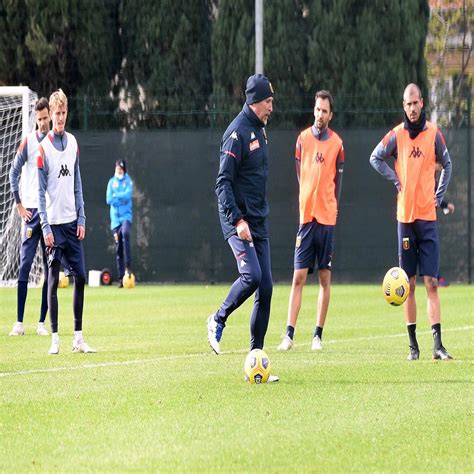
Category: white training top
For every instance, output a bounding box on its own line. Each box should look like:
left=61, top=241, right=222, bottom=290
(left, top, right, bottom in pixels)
left=19, top=131, right=42, bottom=208
left=40, top=132, right=78, bottom=225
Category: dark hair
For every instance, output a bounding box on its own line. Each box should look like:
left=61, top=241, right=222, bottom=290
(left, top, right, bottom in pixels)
left=315, top=90, right=334, bottom=112
left=115, top=159, right=127, bottom=174
left=35, top=97, right=49, bottom=112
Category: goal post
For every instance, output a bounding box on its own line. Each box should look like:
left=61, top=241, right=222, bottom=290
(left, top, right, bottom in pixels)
left=0, top=86, right=40, bottom=287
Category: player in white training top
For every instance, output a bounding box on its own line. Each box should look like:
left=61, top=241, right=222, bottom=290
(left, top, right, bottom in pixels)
left=38, top=89, right=95, bottom=355
left=9, top=98, right=50, bottom=337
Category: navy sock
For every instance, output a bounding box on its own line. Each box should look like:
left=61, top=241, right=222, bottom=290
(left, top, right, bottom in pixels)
left=286, top=325, right=295, bottom=340
left=314, top=326, right=323, bottom=339
left=407, top=323, right=418, bottom=348
left=39, top=280, right=48, bottom=323
left=48, top=261, right=60, bottom=333
left=17, top=281, right=28, bottom=323
left=73, top=276, right=85, bottom=331
left=431, top=323, right=442, bottom=350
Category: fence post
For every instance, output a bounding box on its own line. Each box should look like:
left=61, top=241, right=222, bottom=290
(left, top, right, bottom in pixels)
left=467, top=87, right=472, bottom=283
left=83, top=94, right=88, bottom=131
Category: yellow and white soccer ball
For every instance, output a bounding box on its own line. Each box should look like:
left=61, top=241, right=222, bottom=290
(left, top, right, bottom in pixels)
left=58, top=271, right=69, bottom=288
left=244, top=349, right=271, bottom=384
left=383, top=266, right=409, bottom=306
left=122, top=272, right=136, bottom=289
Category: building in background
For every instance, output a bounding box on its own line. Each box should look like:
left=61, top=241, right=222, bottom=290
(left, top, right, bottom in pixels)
left=426, top=0, right=473, bottom=125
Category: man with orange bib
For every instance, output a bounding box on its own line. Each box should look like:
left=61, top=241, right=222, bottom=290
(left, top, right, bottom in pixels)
left=370, top=83, right=453, bottom=361
left=278, top=90, right=345, bottom=352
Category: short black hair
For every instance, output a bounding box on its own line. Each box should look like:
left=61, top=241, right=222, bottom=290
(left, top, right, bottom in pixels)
left=315, top=90, right=334, bottom=112
left=35, top=97, right=49, bottom=112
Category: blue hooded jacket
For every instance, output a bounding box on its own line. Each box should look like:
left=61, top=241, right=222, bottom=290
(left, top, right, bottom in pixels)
left=106, top=173, right=133, bottom=229
left=215, top=103, right=270, bottom=240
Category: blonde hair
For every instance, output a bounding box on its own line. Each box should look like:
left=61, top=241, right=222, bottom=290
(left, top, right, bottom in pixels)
left=49, top=88, right=68, bottom=111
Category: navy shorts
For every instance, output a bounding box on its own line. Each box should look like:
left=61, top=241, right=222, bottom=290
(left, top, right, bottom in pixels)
left=294, top=220, right=335, bottom=274
left=48, top=221, right=86, bottom=278
left=398, top=220, right=439, bottom=278
left=19, top=209, right=48, bottom=282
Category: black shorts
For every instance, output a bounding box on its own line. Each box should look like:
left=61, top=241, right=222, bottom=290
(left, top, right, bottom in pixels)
left=48, top=221, right=86, bottom=278
left=398, top=220, right=439, bottom=278
left=293, top=220, right=335, bottom=274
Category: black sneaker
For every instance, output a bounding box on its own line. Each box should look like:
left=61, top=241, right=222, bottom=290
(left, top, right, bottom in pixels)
left=407, top=345, right=420, bottom=361
left=432, top=346, right=454, bottom=361
left=118, top=280, right=123, bottom=288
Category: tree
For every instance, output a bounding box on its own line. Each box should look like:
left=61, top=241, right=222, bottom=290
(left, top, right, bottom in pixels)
left=264, top=0, right=308, bottom=128
left=0, top=0, right=119, bottom=98
left=307, top=0, right=429, bottom=126
left=426, top=0, right=473, bottom=127
left=211, top=0, right=255, bottom=127
left=117, top=0, right=213, bottom=128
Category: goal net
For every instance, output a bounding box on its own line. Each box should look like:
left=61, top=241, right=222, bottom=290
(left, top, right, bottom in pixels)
left=0, top=86, right=39, bottom=287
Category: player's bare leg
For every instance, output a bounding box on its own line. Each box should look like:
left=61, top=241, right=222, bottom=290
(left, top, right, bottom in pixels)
left=312, top=269, right=331, bottom=350
left=404, top=276, right=419, bottom=360
left=424, top=275, right=440, bottom=325
left=424, top=275, right=453, bottom=360
left=278, top=268, right=308, bottom=351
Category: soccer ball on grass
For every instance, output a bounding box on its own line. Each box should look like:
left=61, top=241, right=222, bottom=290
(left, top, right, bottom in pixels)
left=382, top=266, right=409, bottom=306
left=58, top=271, right=69, bottom=288
left=244, top=349, right=271, bottom=384
left=122, top=272, right=136, bottom=289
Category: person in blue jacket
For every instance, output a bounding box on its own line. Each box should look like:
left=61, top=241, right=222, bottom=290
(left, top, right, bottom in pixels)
left=207, top=74, right=278, bottom=381
left=106, top=159, right=133, bottom=287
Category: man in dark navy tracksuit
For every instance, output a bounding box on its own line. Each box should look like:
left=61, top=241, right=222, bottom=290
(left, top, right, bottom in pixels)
left=207, top=74, right=278, bottom=380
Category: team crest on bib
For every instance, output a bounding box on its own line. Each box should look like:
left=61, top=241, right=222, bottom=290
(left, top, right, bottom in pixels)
left=296, top=236, right=301, bottom=248
left=26, top=227, right=33, bottom=239
left=403, top=238, right=410, bottom=250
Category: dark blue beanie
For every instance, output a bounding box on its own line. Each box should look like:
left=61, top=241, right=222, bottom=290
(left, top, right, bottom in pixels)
left=245, top=74, right=274, bottom=105
left=116, top=159, right=126, bottom=174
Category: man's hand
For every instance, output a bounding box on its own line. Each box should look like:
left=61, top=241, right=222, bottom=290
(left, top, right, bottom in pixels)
left=16, top=204, right=32, bottom=222
left=236, top=219, right=252, bottom=241
left=45, top=233, right=54, bottom=247
left=77, top=225, right=86, bottom=240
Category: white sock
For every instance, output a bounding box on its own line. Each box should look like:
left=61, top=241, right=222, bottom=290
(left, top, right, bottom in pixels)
left=52, top=332, right=59, bottom=344
left=74, top=330, right=83, bottom=342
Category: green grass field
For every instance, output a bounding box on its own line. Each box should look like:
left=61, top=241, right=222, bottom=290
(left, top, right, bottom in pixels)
left=1, top=284, right=472, bottom=472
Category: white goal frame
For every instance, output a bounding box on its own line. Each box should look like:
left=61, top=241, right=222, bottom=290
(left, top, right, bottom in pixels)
left=0, top=86, right=40, bottom=287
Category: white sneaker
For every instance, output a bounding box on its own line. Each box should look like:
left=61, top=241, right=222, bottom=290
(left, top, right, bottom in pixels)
left=37, top=322, right=49, bottom=336
left=277, top=335, right=294, bottom=351
left=9, top=322, right=24, bottom=336
left=311, top=335, right=323, bottom=351
left=72, top=339, right=96, bottom=353
left=268, top=374, right=279, bottom=383
left=48, top=340, right=60, bottom=355
left=207, top=314, right=223, bottom=355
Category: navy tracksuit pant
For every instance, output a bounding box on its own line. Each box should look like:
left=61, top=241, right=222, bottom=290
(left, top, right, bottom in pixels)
left=216, top=235, right=273, bottom=350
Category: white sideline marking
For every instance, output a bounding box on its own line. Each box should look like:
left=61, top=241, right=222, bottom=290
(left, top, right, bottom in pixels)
left=1, top=325, right=472, bottom=378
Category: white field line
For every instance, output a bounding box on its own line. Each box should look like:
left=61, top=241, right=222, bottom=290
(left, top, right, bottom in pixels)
left=1, top=325, right=472, bottom=378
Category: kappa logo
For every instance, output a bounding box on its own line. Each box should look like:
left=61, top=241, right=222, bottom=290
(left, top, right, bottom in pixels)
left=240, top=259, right=247, bottom=268
left=313, top=152, right=324, bottom=164
left=250, top=132, right=256, bottom=140
left=409, top=146, right=424, bottom=159
left=57, top=164, right=71, bottom=178
left=230, top=131, right=238, bottom=140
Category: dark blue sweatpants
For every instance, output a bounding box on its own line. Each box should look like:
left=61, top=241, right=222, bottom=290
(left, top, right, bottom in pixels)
left=216, top=236, right=273, bottom=350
